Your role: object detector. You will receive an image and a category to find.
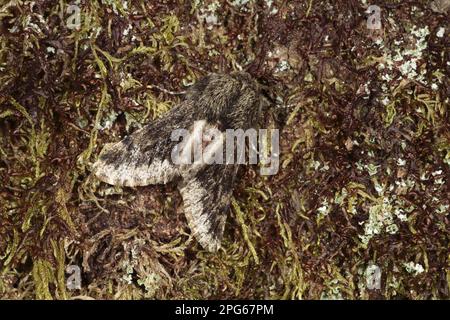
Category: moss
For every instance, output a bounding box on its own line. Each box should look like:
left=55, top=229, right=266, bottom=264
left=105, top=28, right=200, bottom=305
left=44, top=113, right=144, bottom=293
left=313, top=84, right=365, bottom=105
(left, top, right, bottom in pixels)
left=0, top=0, right=448, bottom=300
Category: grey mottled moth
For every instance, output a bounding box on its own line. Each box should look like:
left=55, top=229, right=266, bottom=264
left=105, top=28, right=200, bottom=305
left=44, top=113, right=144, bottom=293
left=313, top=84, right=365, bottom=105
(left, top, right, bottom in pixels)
left=93, top=72, right=265, bottom=252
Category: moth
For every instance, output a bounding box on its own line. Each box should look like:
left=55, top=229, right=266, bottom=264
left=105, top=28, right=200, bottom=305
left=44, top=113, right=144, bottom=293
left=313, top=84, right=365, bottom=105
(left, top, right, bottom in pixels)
left=93, top=72, right=265, bottom=252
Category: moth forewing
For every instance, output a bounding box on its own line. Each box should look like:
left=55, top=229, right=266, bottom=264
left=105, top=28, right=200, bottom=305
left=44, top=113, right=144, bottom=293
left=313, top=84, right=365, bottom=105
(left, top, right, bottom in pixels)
left=93, top=133, right=179, bottom=187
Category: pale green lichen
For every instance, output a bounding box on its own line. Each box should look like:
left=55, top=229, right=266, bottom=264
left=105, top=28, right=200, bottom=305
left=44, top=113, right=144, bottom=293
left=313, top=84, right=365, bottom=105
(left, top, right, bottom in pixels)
left=404, top=262, right=425, bottom=276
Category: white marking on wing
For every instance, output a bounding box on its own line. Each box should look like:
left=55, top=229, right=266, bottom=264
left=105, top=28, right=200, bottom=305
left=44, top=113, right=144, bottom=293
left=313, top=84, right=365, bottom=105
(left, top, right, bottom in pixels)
left=94, top=157, right=177, bottom=187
